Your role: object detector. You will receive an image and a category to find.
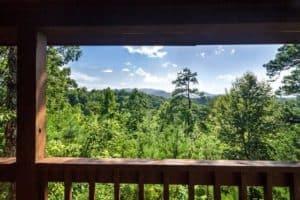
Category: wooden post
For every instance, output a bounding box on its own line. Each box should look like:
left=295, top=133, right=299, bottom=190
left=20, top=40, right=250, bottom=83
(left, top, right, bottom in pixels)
left=16, top=25, right=47, bottom=200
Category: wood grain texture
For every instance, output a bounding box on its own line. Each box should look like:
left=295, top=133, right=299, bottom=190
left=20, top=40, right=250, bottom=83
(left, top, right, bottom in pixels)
left=16, top=26, right=47, bottom=200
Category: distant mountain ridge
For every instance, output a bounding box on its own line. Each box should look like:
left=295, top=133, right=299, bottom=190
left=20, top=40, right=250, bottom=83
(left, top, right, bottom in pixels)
left=117, top=88, right=217, bottom=99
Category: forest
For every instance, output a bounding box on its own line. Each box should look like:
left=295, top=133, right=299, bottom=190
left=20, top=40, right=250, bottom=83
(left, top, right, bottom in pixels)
left=0, top=45, right=299, bottom=199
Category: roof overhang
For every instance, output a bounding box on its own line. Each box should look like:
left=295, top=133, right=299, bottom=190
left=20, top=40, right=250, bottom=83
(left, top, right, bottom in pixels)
left=1, top=0, right=300, bottom=45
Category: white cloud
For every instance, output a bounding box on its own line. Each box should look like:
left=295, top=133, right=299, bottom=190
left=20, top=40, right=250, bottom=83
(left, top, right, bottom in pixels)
left=102, top=69, right=113, bottom=73
left=129, top=73, right=135, bottom=77
left=120, top=82, right=128, bottom=86
left=215, top=68, right=294, bottom=94
left=122, top=68, right=130, bottom=72
left=196, top=52, right=206, bottom=58
left=71, top=71, right=100, bottom=82
left=124, top=62, right=132, bottom=66
left=71, top=71, right=104, bottom=90
left=215, top=46, right=225, bottom=55
left=162, top=62, right=178, bottom=68
left=134, top=67, right=176, bottom=91
left=230, top=49, right=236, bottom=55
left=269, top=68, right=294, bottom=91
left=124, top=46, right=167, bottom=58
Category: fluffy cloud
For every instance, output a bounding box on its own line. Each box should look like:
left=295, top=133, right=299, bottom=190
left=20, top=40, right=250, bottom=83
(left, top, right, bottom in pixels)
left=196, top=52, right=206, bottom=58
left=70, top=71, right=105, bottom=90
left=71, top=71, right=100, bottom=82
left=102, top=69, right=113, bottom=73
left=215, top=68, right=293, bottom=93
left=124, top=46, right=167, bottom=58
left=124, top=62, right=132, bottom=66
left=230, top=48, right=236, bottom=55
left=162, top=62, right=178, bottom=68
left=134, top=67, right=176, bottom=91
left=122, top=68, right=130, bottom=72
left=215, top=46, right=225, bottom=55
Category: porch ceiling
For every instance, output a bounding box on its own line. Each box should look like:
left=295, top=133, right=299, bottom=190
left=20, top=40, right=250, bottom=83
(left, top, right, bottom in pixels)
left=1, top=0, right=300, bottom=45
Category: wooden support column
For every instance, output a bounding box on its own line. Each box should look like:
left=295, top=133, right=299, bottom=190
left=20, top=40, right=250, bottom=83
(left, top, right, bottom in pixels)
left=16, top=25, right=47, bottom=200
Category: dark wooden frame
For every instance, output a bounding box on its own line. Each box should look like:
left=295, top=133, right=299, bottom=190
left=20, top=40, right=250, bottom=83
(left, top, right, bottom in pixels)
left=0, top=1, right=300, bottom=199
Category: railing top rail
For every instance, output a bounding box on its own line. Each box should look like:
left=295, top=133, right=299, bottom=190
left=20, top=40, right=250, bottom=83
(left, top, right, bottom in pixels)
left=37, top=157, right=300, bottom=168
left=0, top=157, right=16, bottom=165
left=36, top=157, right=300, bottom=186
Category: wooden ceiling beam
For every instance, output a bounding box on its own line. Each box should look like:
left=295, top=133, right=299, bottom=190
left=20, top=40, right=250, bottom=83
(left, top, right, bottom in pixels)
left=0, top=1, right=300, bottom=45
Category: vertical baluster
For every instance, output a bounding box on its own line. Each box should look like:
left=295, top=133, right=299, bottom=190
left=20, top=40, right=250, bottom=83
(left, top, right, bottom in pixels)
left=239, top=173, right=247, bottom=200
left=290, top=173, right=300, bottom=200
left=138, top=172, right=144, bottom=200
left=89, top=182, right=95, bottom=200
left=114, top=169, right=120, bottom=200
left=213, top=172, right=221, bottom=200
left=64, top=180, right=72, bottom=200
left=64, top=171, right=72, bottom=200
left=264, top=173, right=272, bottom=200
left=88, top=167, right=96, bottom=200
left=163, top=172, right=169, bottom=200
left=39, top=168, right=48, bottom=200
left=188, top=171, right=195, bottom=200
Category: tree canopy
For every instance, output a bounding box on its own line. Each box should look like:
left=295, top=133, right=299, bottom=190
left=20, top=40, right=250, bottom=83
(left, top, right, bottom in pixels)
left=0, top=45, right=299, bottom=199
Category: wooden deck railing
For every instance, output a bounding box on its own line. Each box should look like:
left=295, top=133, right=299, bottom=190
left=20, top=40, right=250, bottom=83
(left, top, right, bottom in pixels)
left=1, top=157, right=300, bottom=199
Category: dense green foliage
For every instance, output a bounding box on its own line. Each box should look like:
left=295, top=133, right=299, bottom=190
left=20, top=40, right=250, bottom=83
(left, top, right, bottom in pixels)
left=0, top=45, right=299, bottom=199
left=264, top=44, right=300, bottom=96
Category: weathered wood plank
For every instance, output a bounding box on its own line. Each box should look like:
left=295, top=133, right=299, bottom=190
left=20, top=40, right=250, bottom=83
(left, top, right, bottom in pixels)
left=37, top=158, right=300, bottom=168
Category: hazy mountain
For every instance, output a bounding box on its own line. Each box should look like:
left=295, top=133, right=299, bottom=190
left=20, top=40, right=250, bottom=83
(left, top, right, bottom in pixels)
left=139, top=88, right=171, bottom=98
left=119, top=88, right=217, bottom=99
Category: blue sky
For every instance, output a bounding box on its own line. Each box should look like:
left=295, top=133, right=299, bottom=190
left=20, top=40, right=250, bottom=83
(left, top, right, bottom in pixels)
left=69, top=45, right=284, bottom=94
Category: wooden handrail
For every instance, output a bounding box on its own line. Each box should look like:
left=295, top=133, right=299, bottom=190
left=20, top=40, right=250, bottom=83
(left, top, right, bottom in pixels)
left=0, top=157, right=16, bottom=182
left=1, top=157, right=300, bottom=199
left=35, top=157, right=300, bottom=200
